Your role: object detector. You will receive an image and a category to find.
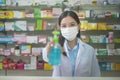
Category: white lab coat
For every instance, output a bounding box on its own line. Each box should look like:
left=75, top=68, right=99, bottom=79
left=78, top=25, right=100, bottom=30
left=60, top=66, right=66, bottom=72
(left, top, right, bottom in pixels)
left=42, top=39, right=101, bottom=77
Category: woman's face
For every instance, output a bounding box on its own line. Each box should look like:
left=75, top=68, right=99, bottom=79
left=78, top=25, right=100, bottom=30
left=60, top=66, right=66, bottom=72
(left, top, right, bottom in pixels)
left=60, top=16, right=79, bottom=28
left=60, top=16, right=79, bottom=41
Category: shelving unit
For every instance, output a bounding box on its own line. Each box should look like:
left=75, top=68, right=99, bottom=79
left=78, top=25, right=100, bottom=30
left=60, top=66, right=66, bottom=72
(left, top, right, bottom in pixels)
left=0, top=2, right=120, bottom=76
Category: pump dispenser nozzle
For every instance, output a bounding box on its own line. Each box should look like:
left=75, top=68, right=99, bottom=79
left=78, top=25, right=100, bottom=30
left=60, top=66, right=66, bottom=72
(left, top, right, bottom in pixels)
left=52, top=30, right=60, bottom=43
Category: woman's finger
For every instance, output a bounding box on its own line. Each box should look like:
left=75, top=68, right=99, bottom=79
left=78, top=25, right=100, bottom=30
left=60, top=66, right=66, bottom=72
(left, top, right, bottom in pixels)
left=46, top=41, right=54, bottom=54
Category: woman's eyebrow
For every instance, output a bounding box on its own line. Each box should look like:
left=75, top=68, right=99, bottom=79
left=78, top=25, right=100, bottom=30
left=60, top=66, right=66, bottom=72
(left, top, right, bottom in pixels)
left=70, top=22, right=76, bottom=24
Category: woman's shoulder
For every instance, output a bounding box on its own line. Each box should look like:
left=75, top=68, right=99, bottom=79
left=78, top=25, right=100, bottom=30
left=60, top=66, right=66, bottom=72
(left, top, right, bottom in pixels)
left=79, top=39, right=96, bottom=56
left=79, top=39, right=94, bottom=51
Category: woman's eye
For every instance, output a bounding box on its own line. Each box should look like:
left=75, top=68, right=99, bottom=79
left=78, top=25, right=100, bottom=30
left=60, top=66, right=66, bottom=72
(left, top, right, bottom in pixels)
left=70, top=24, right=76, bottom=27
left=61, top=25, right=66, bottom=28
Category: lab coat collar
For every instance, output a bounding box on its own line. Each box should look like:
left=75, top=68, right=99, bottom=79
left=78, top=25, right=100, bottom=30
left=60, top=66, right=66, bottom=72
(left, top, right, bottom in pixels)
left=64, top=38, right=84, bottom=56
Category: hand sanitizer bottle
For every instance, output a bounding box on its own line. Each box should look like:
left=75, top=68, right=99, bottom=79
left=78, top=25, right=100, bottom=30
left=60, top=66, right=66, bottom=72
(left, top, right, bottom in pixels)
left=48, top=30, right=61, bottom=65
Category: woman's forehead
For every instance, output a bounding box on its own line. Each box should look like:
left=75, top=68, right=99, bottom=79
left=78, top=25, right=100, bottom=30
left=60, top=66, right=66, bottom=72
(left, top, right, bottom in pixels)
left=61, top=16, right=76, bottom=24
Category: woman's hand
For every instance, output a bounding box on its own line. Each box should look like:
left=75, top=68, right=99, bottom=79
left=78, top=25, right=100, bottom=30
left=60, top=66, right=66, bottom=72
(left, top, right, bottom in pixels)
left=45, top=41, right=54, bottom=55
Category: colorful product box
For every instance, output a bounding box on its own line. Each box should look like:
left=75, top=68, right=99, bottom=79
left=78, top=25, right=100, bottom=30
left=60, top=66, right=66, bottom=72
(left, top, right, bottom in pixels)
left=80, top=20, right=89, bottom=31
left=89, top=36, right=100, bottom=43
left=5, top=22, right=14, bottom=31
left=77, top=12, right=86, bottom=19
left=0, top=62, right=3, bottom=69
left=111, top=63, right=116, bottom=71
left=26, top=36, right=38, bottom=44
left=24, top=64, right=31, bottom=70
left=21, top=45, right=32, bottom=56
left=0, top=36, right=15, bottom=44
left=52, top=8, right=62, bottom=18
left=14, top=21, right=27, bottom=31
left=27, top=22, right=35, bottom=31
left=44, top=63, right=53, bottom=70
left=4, top=49, right=11, bottom=56
left=14, top=33, right=27, bottom=44
left=36, top=19, right=42, bottom=30
left=25, top=11, right=34, bottom=18
left=97, top=49, right=108, bottom=55
left=97, top=22, right=107, bottom=30
left=34, top=8, right=41, bottom=18
left=0, top=0, right=5, bottom=6
left=115, top=63, right=120, bottom=71
left=32, top=47, right=42, bottom=56
left=0, top=22, right=4, bottom=31
left=30, top=56, right=37, bottom=70
left=0, top=11, right=6, bottom=18
left=88, top=23, right=97, bottom=30
left=37, top=60, right=44, bottom=69
left=0, top=48, right=4, bottom=55
left=13, top=11, right=25, bottom=18
left=99, top=62, right=111, bottom=71
left=17, top=63, right=24, bottom=70
left=38, top=36, right=47, bottom=44
left=5, top=11, right=14, bottom=19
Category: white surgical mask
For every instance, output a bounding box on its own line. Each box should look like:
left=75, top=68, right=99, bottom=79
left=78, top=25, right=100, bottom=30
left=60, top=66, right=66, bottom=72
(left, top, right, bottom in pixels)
left=61, top=26, right=78, bottom=41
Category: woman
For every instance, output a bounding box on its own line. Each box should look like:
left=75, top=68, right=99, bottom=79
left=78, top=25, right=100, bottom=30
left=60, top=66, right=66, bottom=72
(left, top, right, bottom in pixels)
left=42, top=11, right=101, bottom=77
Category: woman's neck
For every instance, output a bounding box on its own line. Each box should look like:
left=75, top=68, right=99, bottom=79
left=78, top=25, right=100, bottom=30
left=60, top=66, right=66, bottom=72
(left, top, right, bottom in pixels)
left=68, top=38, right=77, bottom=49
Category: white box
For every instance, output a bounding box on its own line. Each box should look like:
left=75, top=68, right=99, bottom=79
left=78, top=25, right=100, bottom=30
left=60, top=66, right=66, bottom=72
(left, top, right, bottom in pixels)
left=14, top=21, right=27, bottom=31
left=26, top=36, right=38, bottom=44
left=5, top=22, right=14, bottom=31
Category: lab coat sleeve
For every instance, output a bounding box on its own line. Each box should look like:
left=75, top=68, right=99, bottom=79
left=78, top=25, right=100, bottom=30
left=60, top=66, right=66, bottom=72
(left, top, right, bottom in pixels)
left=91, top=49, right=101, bottom=77
left=42, top=48, right=49, bottom=62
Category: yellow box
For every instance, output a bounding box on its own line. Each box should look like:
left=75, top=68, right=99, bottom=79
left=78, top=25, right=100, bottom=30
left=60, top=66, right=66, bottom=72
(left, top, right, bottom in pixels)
left=89, top=23, right=97, bottom=30
left=0, top=62, right=3, bottom=69
left=44, top=63, right=53, bottom=70
left=0, top=11, right=6, bottom=18
left=115, top=64, right=120, bottom=71
left=107, top=25, right=114, bottom=30
left=97, top=22, right=107, bottom=30
left=80, top=20, right=89, bottom=31
left=5, top=11, right=14, bottom=19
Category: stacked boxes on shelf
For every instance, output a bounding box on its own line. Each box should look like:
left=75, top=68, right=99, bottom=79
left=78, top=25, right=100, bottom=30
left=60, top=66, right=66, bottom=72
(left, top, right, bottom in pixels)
left=99, top=62, right=120, bottom=71
left=0, top=8, right=62, bottom=31
left=0, top=57, right=52, bottom=70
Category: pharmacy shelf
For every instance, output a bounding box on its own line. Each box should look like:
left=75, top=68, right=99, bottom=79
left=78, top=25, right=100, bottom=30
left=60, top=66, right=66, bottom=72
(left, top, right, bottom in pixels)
left=0, top=17, right=58, bottom=20
left=86, top=43, right=120, bottom=48
left=80, top=18, right=120, bottom=23
left=0, top=5, right=62, bottom=10
left=78, top=4, right=120, bottom=10
left=97, top=55, right=120, bottom=63
left=0, top=43, right=46, bottom=48
left=0, top=30, right=53, bottom=35
left=1, top=70, right=52, bottom=76
left=101, top=71, right=120, bottom=77
left=0, top=70, right=6, bottom=76
left=81, top=30, right=120, bottom=34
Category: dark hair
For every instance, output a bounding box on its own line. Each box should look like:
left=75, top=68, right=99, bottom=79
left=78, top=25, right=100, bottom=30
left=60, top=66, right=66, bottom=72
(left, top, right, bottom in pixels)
left=58, top=11, right=80, bottom=56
